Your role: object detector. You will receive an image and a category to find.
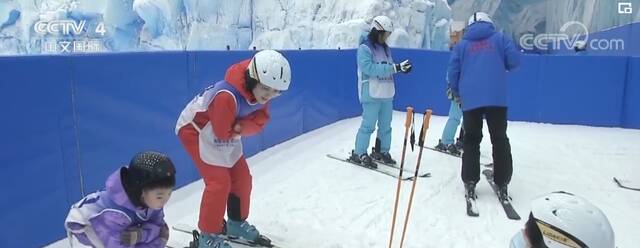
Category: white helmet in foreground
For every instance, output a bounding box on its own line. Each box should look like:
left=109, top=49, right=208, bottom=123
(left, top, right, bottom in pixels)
left=528, top=191, right=615, bottom=248
left=371, top=15, right=393, bottom=32
left=468, top=12, right=493, bottom=26
left=248, top=50, right=291, bottom=91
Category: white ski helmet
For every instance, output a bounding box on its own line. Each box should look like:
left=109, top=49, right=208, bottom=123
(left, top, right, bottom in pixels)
left=529, top=192, right=615, bottom=248
left=468, top=12, right=493, bottom=26
left=371, top=15, right=393, bottom=32
left=248, top=50, right=291, bottom=91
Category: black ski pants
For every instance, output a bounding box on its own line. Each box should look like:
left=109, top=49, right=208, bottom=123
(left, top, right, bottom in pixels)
left=461, top=106, right=512, bottom=186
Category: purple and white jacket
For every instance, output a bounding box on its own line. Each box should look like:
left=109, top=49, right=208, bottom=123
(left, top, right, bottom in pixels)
left=65, top=168, right=167, bottom=248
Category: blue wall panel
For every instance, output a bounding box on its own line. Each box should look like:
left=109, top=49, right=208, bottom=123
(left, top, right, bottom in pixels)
left=623, top=57, right=640, bottom=128
left=2, top=49, right=640, bottom=248
left=394, top=49, right=451, bottom=115
left=0, top=56, right=77, bottom=248
left=70, top=52, right=192, bottom=194
left=537, top=55, right=627, bottom=126
left=507, top=55, right=542, bottom=122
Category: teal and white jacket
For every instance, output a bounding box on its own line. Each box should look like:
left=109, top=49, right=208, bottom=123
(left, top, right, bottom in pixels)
left=357, top=33, right=396, bottom=103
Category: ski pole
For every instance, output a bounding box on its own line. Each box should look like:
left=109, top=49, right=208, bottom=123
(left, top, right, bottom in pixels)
left=388, top=106, right=414, bottom=248
left=399, top=109, right=432, bottom=248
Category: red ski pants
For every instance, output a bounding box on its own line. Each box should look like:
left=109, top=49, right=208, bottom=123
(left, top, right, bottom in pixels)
left=178, top=126, right=252, bottom=234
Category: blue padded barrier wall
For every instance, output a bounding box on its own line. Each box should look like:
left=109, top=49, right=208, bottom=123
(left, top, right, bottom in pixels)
left=506, top=55, right=542, bottom=122
left=0, top=56, right=79, bottom=247
left=394, top=49, right=452, bottom=115
left=71, top=52, right=195, bottom=196
left=1, top=49, right=639, bottom=248
left=536, top=55, right=628, bottom=126
left=623, top=57, right=640, bottom=128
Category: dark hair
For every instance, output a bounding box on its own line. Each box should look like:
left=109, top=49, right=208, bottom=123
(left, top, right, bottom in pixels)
left=121, top=168, right=176, bottom=208
left=525, top=213, right=547, bottom=248
left=367, top=28, right=390, bottom=56
left=245, top=70, right=259, bottom=92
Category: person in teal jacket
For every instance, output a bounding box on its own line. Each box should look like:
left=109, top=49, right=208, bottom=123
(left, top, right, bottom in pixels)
left=349, top=15, right=413, bottom=168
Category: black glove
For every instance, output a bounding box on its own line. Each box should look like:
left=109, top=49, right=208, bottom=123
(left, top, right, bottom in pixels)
left=394, top=60, right=412, bottom=74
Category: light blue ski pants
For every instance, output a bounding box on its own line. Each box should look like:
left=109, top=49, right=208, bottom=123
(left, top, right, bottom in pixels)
left=441, top=100, right=463, bottom=145
left=354, top=100, right=393, bottom=155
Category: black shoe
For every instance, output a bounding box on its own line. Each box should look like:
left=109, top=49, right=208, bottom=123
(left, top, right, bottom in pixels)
left=464, top=182, right=477, bottom=199
left=371, top=150, right=396, bottom=165
left=435, top=139, right=447, bottom=151
left=497, top=184, right=510, bottom=201
left=350, top=150, right=376, bottom=169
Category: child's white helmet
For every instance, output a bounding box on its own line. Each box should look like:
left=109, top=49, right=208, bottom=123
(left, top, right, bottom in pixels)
left=529, top=191, right=615, bottom=248
left=248, top=50, right=292, bottom=91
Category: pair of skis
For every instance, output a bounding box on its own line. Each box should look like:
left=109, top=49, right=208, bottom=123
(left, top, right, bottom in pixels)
left=465, top=169, right=521, bottom=220
left=167, top=223, right=280, bottom=248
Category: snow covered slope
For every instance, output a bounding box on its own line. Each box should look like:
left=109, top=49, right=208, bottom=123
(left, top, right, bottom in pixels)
left=46, top=112, right=640, bottom=248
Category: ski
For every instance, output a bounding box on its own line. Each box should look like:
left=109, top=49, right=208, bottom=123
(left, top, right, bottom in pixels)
left=482, top=169, right=521, bottom=220
left=613, top=177, right=640, bottom=191
left=372, top=158, right=432, bottom=178
left=171, top=224, right=280, bottom=248
left=326, top=154, right=414, bottom=180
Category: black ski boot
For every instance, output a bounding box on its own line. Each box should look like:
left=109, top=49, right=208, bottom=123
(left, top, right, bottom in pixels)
left=371, top=149, right=396, bottom=165
left=349, top=150, right=376, bottom=169
left=455, top=138, right=463, bottom=151
left=497, top=184, right=510, bottom=202
left=435, top=139, right=447, bottom=151
left=446, top=143, right=461, bottom=156
left=464, top=182, right=477, bottom=199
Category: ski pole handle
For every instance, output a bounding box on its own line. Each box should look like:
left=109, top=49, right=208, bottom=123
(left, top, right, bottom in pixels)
left=405, top=107, right=413, bottom=128
left=418, top=109, right=432, bottom=146
left=422, top=109, right=432, bottom=131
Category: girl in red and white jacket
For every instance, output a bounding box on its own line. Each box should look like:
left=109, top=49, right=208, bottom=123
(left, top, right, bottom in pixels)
left=175, top=50, right=291, bottom=248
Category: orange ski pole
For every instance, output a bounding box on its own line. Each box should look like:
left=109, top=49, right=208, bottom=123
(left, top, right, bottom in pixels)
left=399, top=109, right=432, bottom=248
left=387, top=107, right=414, bottom=248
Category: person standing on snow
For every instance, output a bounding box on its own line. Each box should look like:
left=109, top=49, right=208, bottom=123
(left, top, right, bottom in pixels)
left=176, top=50, right=291, bottom=248
left=64, top=151, right=176, bottom=248
left=350, top=15, right=413, bottom=168
left=448, top=12, right=521, bottom=201
left=434, top=86, right=464, bottom=156
left=509, top=191, right=615, bottom=248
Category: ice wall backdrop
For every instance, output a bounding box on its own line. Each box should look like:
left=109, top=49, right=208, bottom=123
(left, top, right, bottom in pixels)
left=1, top=49, right=640, bottom=247
left=1, top=0, right=639, bottom=55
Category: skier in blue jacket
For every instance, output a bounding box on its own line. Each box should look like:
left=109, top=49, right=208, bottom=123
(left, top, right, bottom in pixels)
left=350, top=15, right=413, bottom=168
left=448, top=12, right=521, bottom=200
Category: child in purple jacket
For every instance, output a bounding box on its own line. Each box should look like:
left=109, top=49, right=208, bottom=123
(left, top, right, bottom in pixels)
left=65, top=151, right=176, bottom=248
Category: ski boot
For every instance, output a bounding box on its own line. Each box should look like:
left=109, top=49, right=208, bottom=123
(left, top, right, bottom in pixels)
left=349, top=150, right=376, bottom=169
left=454, top=138, right=463, bottom=151
left=446, top=143, right=461, bottom=156
left=435, top=139, right=447, bottom=151
left=370, top=150, right=396, bottom=165
left=196, top=232, right=231, bottom=248
left=464, top=182, right=477, bottom=200
left=225, top=219, right=272, bottom=246
left=435, top=140, right=461, bottom=155
left=497, top=184, right=510, bottom=202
